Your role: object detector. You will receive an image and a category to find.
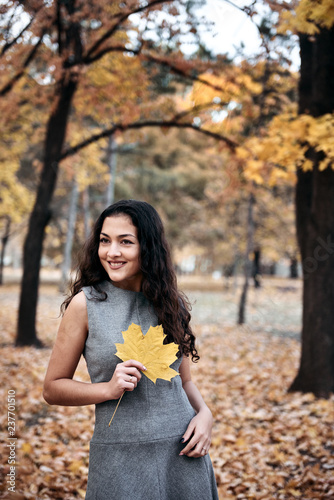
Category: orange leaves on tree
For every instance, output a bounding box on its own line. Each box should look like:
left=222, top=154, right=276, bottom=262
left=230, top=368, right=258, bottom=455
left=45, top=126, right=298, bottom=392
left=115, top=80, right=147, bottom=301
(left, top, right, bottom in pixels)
left=277, top=0, right=334, bottom=36
left=115, top=323, right=179, bottom=384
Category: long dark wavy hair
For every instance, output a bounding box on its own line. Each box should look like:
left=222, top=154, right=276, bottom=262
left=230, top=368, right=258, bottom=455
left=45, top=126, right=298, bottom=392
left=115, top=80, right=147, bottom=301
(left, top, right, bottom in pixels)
left=63, top=199, right=199, bottom=362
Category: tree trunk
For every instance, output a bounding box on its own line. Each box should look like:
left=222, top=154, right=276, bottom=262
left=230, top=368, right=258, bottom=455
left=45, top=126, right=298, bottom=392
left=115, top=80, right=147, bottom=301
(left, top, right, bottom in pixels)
left=253, top=247, right=261, bottom=288
left=105, top=134, right=117, bottom=207
left=238, top=192, right=255, bottom=324
left=289, top=27, right=334, bottom=396
left=0, top=216, right=11, bottom=285
left=59, top=177, right=79, bottom=292
left=16, top=77, right=78, bottom=346
left=289, top=255, right=298, bottom=279
left=83, top=186, right=91, bottom=239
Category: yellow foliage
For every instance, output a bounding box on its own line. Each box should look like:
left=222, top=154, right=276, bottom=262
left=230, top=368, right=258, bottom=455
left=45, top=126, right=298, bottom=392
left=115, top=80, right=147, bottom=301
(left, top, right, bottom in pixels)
left=74, top=45, right=148, bottom=127
left=191, top=70, right=262, bottom=108
left=0, top=163, right=33, bottom=221
left=60, top=125, right=110, bottom=193
left=278, top=0, right=334, bottom=35
left=238, top=110, right=334, bottom=185
left=115, top=323, right=179, bottom=384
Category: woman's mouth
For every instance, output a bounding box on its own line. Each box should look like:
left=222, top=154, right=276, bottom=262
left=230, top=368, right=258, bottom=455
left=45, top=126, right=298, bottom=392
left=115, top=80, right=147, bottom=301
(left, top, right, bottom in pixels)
left=108, top=261, right=126, bottom=269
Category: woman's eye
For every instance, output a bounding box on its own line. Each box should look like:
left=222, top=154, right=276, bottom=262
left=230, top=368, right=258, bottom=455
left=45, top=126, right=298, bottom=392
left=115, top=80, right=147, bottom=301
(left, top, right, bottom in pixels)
left=121, top=239, right=133, bottom=245
left=100, top=238, right=109, bottom=244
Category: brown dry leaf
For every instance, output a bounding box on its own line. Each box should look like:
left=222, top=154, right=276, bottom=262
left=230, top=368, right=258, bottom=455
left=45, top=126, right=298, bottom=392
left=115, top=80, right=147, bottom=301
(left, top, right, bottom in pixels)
left=115, top=323, right=179, bottom=383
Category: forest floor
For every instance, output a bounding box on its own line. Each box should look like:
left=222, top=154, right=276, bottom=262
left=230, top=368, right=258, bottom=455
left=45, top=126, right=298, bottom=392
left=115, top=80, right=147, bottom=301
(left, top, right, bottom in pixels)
left=0, top=278, right=333, bottom=499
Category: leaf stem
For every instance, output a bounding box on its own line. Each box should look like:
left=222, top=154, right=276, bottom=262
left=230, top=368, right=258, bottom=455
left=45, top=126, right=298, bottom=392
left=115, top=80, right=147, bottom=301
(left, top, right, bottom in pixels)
left=108, top=392, right=124, bottom=426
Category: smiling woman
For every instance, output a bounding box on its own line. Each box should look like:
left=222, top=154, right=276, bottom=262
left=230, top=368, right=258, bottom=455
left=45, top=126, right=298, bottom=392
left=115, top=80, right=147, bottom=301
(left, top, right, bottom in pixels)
left=98, top=215, right=142, bottom=292
left=43, top=199, right=218, bottom=500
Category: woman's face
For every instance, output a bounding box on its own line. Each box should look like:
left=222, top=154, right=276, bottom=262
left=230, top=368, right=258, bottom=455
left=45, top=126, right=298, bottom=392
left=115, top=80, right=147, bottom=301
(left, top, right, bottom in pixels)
left=98, top=215, right=142, bottom=292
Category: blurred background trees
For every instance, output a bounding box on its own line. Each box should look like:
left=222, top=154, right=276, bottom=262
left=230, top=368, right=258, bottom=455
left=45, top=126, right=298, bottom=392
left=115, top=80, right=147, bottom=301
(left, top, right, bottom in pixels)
left=1, top=0, right=333, bottom=395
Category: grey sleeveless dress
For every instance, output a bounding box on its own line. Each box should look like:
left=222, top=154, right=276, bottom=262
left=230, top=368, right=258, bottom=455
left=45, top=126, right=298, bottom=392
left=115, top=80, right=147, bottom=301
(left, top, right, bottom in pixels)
left=82, top=281, right=218, bottom=500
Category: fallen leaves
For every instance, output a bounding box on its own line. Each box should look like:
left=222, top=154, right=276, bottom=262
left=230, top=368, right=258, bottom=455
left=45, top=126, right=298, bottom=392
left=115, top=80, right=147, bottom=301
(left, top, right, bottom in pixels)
left=0, top=283, right=333, bottom=499
left=194, top=324, right=334, bottom=499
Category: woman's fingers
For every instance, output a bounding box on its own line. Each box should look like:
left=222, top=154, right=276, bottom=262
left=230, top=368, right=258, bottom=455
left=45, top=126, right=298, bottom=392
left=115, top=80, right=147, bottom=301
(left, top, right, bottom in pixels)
left=179, top=434, right=198, bottom=456
left=184, top=441, right=210, bottom=458
left=108, top=359, right=147, bottom=398
left=180, top=428, right=211, bottom=457
left=122, top=359, right=147, bottom=372
left=180, top=421, right=195, bottom=445
left=115, top=360, right=147, bottom=391
left=120, top=366, right=142, bottom=382
left=179, top=411, right=212, bottom=458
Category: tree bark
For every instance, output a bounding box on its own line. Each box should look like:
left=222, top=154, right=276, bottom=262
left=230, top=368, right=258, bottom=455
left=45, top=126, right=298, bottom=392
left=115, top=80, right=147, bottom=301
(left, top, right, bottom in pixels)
left=83, top=186, right=91, bottom=239
left=0, top=216, right=11, bottom=285
left=16, top=77, right=77, bottom=346
left=252, top=247, right=261, bottom=288
left=289, top=256, right=298, bottom=279
left=16, top=0, right=82, bottom=346
left=105, top=134, right=117, bottom=207
left=59, top=177, right=79, bottom=293
left=238, top=192, right=255, bottom=325
left=289, top=27, right=334, bottom=396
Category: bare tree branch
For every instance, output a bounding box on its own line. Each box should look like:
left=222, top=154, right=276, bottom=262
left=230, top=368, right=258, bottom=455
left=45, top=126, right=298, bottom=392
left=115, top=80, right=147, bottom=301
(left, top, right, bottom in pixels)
left=84, top=0, right=174, bottom=62
left=1, top=18, right=34, bottom=56
left=61, top=119, right=238, bottom=160
left=83, top=44, right=141, bottom=64
left=0, top=34, right=45, bottom=97
left=142, top=52, right=226, bottom=92
left=171, top=102, right=228, bottom=121
left=81, top=42, right=231, bottom=96
left=1, top=1, right=45, bottom=56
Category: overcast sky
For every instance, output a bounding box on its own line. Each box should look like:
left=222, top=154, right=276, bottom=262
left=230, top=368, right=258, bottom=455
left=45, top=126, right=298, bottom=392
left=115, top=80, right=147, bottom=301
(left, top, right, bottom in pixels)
left=195, top=0, right=300, bottom=68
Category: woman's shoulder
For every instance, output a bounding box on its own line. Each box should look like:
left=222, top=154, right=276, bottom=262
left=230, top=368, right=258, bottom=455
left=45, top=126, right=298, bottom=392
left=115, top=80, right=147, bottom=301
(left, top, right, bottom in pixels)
left=62, top=291, right=88, bottom=328
left=81, top=281, right=109, bottom=300
left=67, top=290, right=87, bottom=312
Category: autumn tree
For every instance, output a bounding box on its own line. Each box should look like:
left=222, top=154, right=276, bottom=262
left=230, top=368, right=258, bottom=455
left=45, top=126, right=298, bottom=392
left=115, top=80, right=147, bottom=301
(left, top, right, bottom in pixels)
left=284, top=1, right=334, bottom=397
left=238, top=0, right=334, bottom=396
left=189, top=45, right=298, bottom=320
left=0, top=98, right=34, bottom=283
left=0, top=0, right=237, bottom=346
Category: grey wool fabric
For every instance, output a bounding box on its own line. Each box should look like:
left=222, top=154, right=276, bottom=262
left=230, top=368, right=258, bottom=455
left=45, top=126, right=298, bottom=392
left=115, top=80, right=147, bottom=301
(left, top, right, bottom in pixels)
left=82, top=281, right=219, bottom=500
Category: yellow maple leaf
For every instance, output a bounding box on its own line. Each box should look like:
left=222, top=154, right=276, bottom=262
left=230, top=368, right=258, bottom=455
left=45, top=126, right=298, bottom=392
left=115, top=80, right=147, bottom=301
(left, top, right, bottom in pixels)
left=109, top=324, right=179, bottom=426
left=115, top=323, right=179, bottom=384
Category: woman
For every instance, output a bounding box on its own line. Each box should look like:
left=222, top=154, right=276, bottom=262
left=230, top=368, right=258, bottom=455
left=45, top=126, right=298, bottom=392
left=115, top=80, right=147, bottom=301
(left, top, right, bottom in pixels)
left=43, top=199, right=218, bottom=499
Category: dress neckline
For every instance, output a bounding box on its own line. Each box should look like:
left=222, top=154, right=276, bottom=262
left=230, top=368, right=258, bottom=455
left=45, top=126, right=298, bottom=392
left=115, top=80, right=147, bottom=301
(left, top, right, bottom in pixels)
left=104, top=279, right=143, bottom=295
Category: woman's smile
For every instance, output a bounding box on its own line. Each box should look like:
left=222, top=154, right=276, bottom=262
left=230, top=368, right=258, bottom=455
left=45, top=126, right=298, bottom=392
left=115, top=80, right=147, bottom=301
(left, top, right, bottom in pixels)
left=108, top=261, right=126, bottom=269
left=98, top=215, right=142, bottom=291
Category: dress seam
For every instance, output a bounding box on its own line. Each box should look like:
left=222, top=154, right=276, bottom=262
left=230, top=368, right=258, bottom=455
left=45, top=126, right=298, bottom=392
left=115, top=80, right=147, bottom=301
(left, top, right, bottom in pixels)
left=154, top=441, right=163, bottom=500
left=90, top=433, right=184, bottom=446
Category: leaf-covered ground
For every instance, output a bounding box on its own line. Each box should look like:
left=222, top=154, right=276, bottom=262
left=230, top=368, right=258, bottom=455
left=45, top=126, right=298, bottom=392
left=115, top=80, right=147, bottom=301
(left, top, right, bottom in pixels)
left=0, top=281, right=333, bottom=499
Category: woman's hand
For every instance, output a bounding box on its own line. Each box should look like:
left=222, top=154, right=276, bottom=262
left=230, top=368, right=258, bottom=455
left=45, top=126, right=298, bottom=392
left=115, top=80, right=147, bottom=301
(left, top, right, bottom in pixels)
left=105, top=359, right=146, bottom=400
left=179, top=406, right=213, bottom=458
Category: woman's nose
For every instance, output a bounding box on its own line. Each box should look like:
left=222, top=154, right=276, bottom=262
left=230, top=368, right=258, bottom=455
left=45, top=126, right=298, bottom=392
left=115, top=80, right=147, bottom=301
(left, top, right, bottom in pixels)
left=107, top=242, right=121, bottom=257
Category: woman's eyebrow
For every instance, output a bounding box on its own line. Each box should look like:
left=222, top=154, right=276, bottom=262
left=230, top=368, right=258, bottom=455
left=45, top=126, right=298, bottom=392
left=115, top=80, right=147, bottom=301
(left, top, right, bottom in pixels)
left=119, top=233, right=137, bottom=238
left=100, top=232, right=137, bottom=238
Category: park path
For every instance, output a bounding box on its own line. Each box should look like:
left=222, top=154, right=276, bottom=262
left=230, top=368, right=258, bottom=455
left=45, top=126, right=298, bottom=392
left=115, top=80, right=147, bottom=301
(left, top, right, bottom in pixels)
left=0, top=275, right=302, bottom=343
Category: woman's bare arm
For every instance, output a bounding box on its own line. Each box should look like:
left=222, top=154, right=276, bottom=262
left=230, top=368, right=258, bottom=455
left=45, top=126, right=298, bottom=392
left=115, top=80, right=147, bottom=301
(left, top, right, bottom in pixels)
left=43, top=291, right=145, bottom=406
left=179, top=356, right=213, bottom=457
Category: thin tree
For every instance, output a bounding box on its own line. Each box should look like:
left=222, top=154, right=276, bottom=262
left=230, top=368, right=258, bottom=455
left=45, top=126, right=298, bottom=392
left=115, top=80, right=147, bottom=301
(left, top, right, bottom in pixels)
left=238, top=192, right=255, bottom=324
left=0, top=216, right=11, bottom=285
left=59, top=177, right=79, bottom=293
